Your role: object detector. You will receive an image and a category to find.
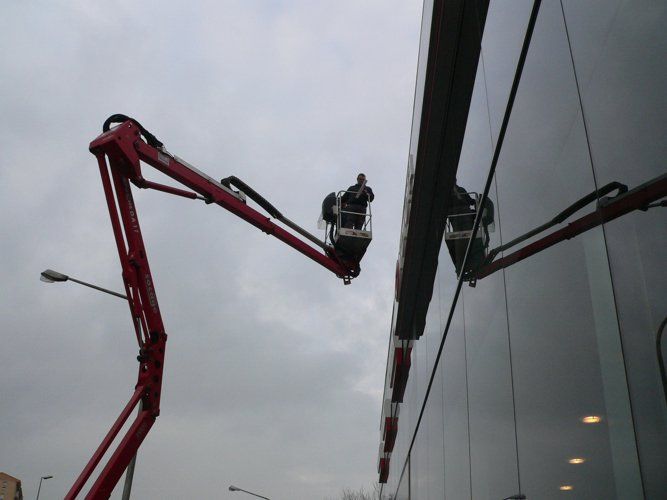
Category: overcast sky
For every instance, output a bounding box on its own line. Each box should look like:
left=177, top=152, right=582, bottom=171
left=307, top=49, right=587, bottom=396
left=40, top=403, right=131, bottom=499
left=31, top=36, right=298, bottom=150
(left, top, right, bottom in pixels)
left=0, top=1, right=421, bottom=499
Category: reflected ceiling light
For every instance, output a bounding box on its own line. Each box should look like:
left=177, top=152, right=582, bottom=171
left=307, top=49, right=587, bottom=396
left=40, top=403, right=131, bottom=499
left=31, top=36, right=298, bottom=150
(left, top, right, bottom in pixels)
left=581, top=415, right=602, bottom=424
left=559, top=485, right=574, bottom=491
left=568, top=457, right=586, bottom=464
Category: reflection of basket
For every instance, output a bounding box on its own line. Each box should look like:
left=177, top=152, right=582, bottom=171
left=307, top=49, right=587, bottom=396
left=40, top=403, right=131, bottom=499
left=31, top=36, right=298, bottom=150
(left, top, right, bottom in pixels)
left=444, top=192, right=493, bottom=280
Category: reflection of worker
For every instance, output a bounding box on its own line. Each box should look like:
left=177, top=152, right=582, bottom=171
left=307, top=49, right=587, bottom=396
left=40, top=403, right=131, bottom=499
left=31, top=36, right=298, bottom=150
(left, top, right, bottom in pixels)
left=445, top=183, right=495, bottom=277
left=341, top=173, right=375, bottom=229
left=446, top=184, right=476, bottom=275
left=449, top=185, right=476, bottom=231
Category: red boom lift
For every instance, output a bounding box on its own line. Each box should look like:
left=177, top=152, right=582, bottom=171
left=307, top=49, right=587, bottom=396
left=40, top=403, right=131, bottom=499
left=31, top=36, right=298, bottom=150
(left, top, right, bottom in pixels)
left=65, top=115, right=368, bottom=499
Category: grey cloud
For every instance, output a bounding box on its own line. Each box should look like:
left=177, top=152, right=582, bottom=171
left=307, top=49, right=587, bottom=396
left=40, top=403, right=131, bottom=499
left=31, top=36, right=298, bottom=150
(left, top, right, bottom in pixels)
left=0, top=1, right=421, bottom=498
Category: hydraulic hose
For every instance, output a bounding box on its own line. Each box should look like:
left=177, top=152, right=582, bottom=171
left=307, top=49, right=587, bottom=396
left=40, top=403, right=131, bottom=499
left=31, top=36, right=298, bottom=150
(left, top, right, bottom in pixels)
left=102, top=114, right=164, bottom=149
left=220, top=176, right=282, bottom=219
left=221, top=176, right=328, bottom=252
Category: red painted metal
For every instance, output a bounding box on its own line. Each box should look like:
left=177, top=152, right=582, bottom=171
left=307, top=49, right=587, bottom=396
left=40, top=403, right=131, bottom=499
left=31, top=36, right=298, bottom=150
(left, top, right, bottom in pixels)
left=137, top=179, right=200, bottom=200
left=383, top=416, right=398, bottom=452
left=65, top=387, right=144, bottom=499
left=378, top=457, right=390, bottom=483
left=391, top=346, right=411, bottom=403
left=68, top=120, right=355, bottom=498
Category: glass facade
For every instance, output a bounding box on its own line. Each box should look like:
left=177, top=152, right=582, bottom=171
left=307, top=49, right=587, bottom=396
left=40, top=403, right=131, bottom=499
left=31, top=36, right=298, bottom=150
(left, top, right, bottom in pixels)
left=380, top=1, right=666, bottom=498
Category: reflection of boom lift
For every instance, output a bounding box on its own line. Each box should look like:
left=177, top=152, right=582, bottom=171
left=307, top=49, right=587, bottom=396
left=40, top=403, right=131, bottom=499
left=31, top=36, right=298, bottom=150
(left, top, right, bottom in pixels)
left=65, top=115, right=369, bottom=499
left=445, top=175, right=667, bottom=285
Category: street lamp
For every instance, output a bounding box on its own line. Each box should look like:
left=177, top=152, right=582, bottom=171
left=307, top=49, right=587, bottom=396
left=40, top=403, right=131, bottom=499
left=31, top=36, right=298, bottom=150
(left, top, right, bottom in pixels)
left=40, top=269, right=127, bottom=300
left=229, top=485, right=271, bottom=500
left=40, top=268, right=134, bottom=497
left=36, top=475, right=53, bottom=500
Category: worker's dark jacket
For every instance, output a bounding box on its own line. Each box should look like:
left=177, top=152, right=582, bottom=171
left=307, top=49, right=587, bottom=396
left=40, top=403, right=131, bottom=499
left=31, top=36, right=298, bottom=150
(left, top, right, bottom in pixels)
left=341, top=183, right=375, bottom=210
left=448, top=185, right=475, bottom=231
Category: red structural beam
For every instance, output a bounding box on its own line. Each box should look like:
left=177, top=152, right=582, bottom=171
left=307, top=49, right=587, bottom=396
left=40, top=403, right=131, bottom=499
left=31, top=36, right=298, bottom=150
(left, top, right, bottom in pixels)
left=65, top=387, right=144, bottom=499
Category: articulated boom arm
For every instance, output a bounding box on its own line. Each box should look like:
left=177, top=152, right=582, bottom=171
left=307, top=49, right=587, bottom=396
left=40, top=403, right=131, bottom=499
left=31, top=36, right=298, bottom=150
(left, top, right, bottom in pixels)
left=66, top=118, right=354, bottom=499
left=91, top=119, right=354, bottom=278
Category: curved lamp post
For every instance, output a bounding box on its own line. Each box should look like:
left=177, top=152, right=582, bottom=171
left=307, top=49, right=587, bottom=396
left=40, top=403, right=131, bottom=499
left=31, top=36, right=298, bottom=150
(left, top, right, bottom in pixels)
left=40, top=269, right=135, bottom=498
left=229, top=485, right=271, bottom=500
left=40, top=269, right=127, bottom=300
left=36, top=475, right=53, bottom=500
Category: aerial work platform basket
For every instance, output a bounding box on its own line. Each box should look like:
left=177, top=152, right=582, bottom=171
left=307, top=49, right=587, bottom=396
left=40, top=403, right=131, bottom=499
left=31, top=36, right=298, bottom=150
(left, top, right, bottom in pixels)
left=321, top=190, right=373, bottom=262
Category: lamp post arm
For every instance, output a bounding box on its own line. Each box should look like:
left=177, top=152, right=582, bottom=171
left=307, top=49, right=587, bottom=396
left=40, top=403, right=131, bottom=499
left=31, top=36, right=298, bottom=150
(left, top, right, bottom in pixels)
left=68, top=277, right=128, bottom=300
left=236, top=488, right=271, bottom=500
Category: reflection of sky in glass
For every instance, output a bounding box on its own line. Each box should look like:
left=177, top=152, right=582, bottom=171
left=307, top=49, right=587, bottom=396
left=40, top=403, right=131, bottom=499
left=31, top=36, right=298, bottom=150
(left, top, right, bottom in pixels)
left=395, top=456, right=410, bottom=500
left=494, top=1, right=641, bottom=497
left=561, top=1, right=667, bottom=496
left=387, top=0, right=666, bottom=498
left=408, top=0, right=435, bottom=156
left=442, top=303, right=471, bottom=499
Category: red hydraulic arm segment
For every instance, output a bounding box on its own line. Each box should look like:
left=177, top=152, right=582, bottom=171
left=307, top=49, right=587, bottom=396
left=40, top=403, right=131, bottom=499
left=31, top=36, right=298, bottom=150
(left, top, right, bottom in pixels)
left=66, top=118, right=354, bottom=499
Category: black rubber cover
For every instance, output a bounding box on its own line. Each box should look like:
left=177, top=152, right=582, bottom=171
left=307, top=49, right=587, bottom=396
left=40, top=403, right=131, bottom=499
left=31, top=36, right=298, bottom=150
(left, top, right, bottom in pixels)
left=102, top=114, right=164, bottom=148
left=220, top=176, right=282, bottom=219
left=321, top=192, right=337, bottom=223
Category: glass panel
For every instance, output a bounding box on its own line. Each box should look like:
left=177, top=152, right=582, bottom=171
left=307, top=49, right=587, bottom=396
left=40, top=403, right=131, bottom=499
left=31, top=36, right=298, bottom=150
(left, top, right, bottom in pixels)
left=424, top=359, right=445, bottom=499
left=447, top=44, right=495, bottom=284
left=392, top=358, right=414, bottom=488
left=411, top=423, right=426, bottom=499
left=451, top=21, right=521, bottom=496
left=407, top=333, right=422, bottom=439
left=396, top=455, right=410, bottom=500
left=409, top=0, right=435, bottom=156
left=415, top=278, right=442, bottom=411
left=411, top=281, right=444, bottom=499
left=438, top=234, right=460, bottom=323
left=480, top=0, right=533, bottom=144
left=456, top=27, right=521, bottom=492
left=560, top=0, right=667, bottom=190
left=383, top=467, right=397, bottom=500
left=455, top=48, right=493, bottom=195
left=561, top=1, right=667, bottom=496
left=442, top=301, right=471, bottom=499
left=602, top=213, right=667, bottom=498
left=495, top=2, right=643, bottom=497
left=462, top=229, right=520, bottom=499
